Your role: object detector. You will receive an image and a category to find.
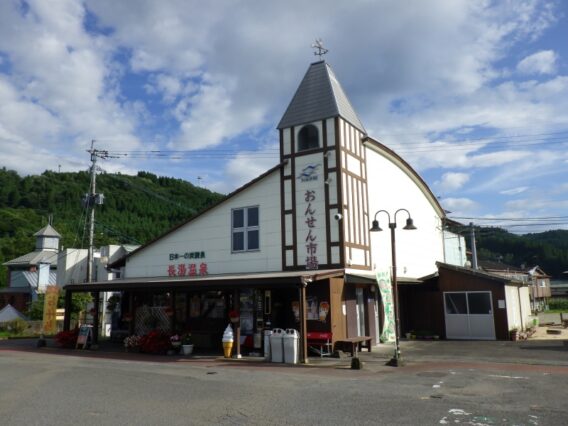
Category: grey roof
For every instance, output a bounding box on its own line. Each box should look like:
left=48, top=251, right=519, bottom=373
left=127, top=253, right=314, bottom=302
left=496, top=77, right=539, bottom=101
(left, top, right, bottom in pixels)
left=3, top=250, right=58, bottom=267
left=277, top=61, right=365, bottom=132
left=0, top=304, right=28, bottom=322
left=33, top=224, right=61, bottom=238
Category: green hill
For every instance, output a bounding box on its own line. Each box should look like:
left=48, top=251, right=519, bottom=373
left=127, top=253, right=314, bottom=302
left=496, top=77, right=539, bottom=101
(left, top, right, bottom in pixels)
left=472, top=227, right=568, bottom=278
left=0, top=168, right=224, bottom=287
left=2, top=167, right=567, bottom=285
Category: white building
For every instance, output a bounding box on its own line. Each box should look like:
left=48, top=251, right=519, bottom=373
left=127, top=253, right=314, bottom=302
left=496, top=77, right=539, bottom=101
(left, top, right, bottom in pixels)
left=65, top=59, right=520, bottom=357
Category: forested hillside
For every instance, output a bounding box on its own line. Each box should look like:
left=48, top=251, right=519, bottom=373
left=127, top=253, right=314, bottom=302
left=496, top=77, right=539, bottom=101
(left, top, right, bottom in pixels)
left=472, top=227, right=568, bottom=278
left=1, top=167, right=567, bottom=287
left=0, top=168, right=224, bottom=287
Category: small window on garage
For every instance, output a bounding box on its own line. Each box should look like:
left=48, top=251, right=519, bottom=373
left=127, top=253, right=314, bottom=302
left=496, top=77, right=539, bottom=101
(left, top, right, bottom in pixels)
left=297, top=124, right=319, bottom=152
left=467, top=293, right=492, bottom=314
left=444, top=293, right=467, bottom=314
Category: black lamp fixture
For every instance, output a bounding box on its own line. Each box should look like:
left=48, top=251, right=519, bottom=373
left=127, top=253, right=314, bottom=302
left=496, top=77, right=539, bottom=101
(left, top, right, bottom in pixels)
left=370, top=208, right=417, bottom=367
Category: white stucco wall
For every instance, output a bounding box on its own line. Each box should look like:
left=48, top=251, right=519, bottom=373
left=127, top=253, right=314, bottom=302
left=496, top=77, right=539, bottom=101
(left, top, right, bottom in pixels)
left=56, top=248, right=88, bottom=285
left=365, top=146, right=444, bottom=279
left=505, top=285, right=525, bottom=330
left=125, top=170, right=282, bottom=277
left=443, top=231, right=467, bottom=267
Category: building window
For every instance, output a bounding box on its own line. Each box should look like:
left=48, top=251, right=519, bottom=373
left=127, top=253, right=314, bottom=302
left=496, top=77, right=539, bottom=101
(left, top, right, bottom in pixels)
left=232, top=206, right=259, bottom=252
left=297, top=124, right=319, bottom=152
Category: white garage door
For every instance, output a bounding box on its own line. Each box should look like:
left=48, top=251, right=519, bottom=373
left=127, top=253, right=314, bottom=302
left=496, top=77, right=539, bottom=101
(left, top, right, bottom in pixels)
left=444, top=291, right=496, bottom=340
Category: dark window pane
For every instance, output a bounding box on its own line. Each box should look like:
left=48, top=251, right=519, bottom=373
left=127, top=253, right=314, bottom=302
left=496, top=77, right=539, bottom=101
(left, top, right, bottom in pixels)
left=297, top=124, right=319, bottom=151
left=233, top=209, right=244, bottom=228
left=232, top=231, right=244, bottom=251
left=445, top=293, right=467, bottom=314
left=468, top=293, right=492, bottom=314
left=248, top=230, right=259, bottom=250
left=248, top=207, right=259, bottom=227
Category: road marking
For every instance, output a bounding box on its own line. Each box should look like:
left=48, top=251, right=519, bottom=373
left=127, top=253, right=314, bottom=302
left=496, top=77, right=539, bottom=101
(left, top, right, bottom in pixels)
left=488, top=374, right=528, bottom=380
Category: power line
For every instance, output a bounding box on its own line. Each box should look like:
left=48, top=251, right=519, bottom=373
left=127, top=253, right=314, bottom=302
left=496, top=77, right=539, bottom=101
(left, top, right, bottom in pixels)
left=450, top=215, right=568, bottom=222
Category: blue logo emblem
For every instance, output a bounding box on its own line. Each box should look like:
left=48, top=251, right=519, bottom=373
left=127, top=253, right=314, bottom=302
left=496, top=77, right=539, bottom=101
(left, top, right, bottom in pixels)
left=297, top=164, right=320, bottom=182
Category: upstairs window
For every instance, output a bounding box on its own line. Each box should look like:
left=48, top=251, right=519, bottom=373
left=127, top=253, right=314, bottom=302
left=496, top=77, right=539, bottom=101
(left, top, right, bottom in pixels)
left=297, top=124, right=319, bottom=152
left=232, top=206, right=259, bottom=252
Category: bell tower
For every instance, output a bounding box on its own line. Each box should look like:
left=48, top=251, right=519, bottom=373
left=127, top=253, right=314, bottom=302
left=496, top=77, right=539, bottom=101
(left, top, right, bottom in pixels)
left=278, top=60, right=370, bottom=271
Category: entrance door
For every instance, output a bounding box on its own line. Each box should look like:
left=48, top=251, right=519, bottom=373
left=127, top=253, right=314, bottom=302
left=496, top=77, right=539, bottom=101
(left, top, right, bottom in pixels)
left=444, top=291, right=495, bottom=340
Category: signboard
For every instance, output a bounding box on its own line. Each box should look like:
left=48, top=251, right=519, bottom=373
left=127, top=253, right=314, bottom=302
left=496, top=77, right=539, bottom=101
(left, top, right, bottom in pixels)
left=295, top=159, right=326, bottom=269
left=76, top=324, right=93, bottom=349
left=376, top=270, right=395, bottom=343
left=42, top=286, right=59, bottom=335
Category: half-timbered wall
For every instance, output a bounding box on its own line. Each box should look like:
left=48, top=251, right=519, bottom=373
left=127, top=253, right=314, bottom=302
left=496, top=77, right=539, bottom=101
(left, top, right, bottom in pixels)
left=280, top=118, right=342, bottom=270
left=337, top=118, right=371, bottom=270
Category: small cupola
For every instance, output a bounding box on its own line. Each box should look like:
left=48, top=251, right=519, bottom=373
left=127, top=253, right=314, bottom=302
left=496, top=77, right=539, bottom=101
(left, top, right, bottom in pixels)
left=34, top=224, right=61, bottom=253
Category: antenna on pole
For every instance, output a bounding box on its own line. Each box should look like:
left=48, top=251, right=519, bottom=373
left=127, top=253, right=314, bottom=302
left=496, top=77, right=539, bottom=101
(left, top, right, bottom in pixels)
left=311, top=38, right=329, bottom=59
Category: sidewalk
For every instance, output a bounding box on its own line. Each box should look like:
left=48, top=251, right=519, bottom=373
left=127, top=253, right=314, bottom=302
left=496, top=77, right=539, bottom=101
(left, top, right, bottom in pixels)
left=2, top=336, right=567, bottom=370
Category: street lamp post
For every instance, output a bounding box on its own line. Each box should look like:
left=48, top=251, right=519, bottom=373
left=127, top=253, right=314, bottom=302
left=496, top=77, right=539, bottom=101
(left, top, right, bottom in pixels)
left=370, top=208, right=417, bottom=367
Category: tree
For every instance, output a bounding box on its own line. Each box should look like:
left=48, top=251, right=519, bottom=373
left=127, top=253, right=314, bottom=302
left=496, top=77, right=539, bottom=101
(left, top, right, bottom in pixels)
left=27, top=291, right=93, bottom=321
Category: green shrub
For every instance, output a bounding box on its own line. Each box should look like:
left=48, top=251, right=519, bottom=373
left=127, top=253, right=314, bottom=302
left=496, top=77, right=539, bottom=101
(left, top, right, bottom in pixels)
left=7, top=318, right=28, bottom=335
left=548, top=298, right=568, bottom=311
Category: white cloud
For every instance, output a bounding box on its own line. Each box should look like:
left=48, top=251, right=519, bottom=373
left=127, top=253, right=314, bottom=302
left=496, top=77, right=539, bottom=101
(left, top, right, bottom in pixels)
left=1, top=0, right=566, bottom=232
left=517, top=50, right=557, bottom=75
left=440, top=197, right=479, bottom=214
left=435, top=172, right=470, bottom=192
left=500, top=186, right=529, bottom=195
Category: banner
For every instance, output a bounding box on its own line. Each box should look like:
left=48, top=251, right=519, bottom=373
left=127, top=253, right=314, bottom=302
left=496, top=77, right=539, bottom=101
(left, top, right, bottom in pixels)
left=376, top=270, right=395, bottom=343
left=42, top=285, right=60, bottom=334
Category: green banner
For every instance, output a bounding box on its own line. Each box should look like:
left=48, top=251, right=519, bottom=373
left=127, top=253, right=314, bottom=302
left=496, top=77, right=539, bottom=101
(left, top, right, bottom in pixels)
left=376, top=270, right=395, bottom=343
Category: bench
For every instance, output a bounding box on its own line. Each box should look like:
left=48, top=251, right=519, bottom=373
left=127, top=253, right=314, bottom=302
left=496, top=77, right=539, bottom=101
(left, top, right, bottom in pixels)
left=307, top=332, right=333, bottom=357
left=335, top=336, right=372, bottom=357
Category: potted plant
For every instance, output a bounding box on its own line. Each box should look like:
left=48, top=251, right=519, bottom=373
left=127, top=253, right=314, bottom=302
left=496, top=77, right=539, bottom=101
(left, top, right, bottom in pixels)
left=181, top=333, right=193, bottom=355
left=123, top=335, right=141, bottom=352
left=510, top=328, right=519, bottom=341
left=170, top=334, right=182, bottom=349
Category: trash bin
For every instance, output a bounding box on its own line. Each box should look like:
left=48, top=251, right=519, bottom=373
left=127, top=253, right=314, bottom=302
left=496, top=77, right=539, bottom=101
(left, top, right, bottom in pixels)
left=283, top=328, right=299, bottom=364
left=270, top=328, right=285, bottom=363
left=264, top=329, right=273, bottom=361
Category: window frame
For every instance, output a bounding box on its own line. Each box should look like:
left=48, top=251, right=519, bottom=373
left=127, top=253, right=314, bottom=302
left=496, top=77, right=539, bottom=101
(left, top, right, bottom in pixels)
left=231, top=206, right=260, bottom=253
left=297, top=124, right=320, bottom=152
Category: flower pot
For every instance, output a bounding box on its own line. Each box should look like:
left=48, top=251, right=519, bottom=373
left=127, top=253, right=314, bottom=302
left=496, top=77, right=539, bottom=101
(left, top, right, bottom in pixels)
left=171, top=341, right=181, bottom=349
left=181, top=344, right=194, bottom=355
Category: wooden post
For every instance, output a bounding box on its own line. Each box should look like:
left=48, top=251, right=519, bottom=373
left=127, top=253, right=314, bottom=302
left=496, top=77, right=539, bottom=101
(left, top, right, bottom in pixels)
left=92, top=291, right=100, bottom=345
left=233, top=289, right=241, bottom=358
left=171, top=291, right=176, bottom=333
left=63, top=290, right=72, bottom=331
left=300, top=284, right=308, bottom=364
left=128, top=291, right=134, bottom=335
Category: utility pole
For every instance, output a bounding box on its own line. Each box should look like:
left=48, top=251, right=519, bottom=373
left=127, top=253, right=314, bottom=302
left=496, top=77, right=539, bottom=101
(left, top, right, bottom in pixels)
left=470, top=222, right=478, bottom=269
left=85, top=141, right=108, bottom=283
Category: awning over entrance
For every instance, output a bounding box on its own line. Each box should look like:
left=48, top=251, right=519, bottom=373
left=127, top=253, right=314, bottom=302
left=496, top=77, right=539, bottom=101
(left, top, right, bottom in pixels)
left=63, top=269, right=345, bottom=292
left=345, top=269, right=424, bottom=285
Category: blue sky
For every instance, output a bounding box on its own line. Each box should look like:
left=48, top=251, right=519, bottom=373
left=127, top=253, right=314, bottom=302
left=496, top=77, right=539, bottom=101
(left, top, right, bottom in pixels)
left=1, top=0, right=567, bottom=234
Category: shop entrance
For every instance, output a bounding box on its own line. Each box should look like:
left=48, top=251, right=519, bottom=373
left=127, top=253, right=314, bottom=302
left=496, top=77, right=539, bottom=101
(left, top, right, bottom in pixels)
left=238, top=288, right=295, bottom=354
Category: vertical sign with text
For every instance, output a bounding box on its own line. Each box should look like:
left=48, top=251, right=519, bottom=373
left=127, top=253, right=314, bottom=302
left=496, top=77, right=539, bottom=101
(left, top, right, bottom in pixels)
left=42, top=285, right=59, bottom=334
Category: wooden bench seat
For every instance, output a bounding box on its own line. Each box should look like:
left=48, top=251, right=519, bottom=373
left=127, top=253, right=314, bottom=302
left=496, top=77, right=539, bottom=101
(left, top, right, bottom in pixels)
left=335, top=336, right=372, bottom=357
left=307, top=332, right=333, bottom=357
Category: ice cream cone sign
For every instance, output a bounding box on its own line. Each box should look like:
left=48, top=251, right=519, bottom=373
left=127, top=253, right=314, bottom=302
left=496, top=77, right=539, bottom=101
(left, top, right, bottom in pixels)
left=222, top=324, right=234, bottom=358
left=319, top=301, right=330, bottom=322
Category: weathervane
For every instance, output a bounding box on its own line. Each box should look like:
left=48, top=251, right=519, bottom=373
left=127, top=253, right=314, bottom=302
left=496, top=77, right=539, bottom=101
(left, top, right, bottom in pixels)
left=311, top=38, right=328, bottom=59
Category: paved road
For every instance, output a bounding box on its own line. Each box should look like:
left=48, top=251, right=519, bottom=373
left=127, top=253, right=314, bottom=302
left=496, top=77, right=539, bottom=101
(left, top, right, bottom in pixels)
left=1, top=340, right=568, bottom=425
